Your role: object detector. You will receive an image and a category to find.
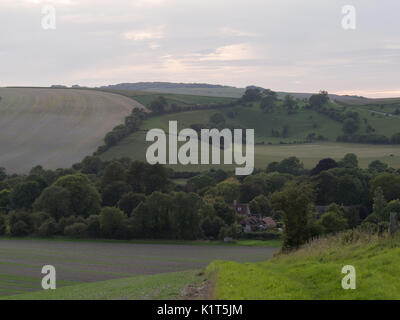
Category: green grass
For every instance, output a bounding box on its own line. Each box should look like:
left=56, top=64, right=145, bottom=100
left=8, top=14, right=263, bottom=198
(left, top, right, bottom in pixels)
left=100, top=99, right=400, bottom=170
left=1, top=270, right=202, bottom=300
left=0, top=236, right=280, bottom=247
left=207, top=233, right=400, bottom=299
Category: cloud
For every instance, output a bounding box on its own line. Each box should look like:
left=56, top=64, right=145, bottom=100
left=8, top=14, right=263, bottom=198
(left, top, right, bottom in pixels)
left=199, top=43, right=256, bottom=61
left=218, top=27, right=257, bottom=37
left=122, top=25, right=165, bottom=41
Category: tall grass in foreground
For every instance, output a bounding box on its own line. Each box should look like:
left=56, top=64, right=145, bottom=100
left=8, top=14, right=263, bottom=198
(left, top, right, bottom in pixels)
left=207, top=230, right=400, bottom=299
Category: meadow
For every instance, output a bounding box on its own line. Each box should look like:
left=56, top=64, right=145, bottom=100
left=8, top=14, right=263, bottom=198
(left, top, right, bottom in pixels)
left=0, top=88, right=146, bottom=173
left=0, top=239, right=277, bottom=298
left=207, top=232, right=400, bottom=299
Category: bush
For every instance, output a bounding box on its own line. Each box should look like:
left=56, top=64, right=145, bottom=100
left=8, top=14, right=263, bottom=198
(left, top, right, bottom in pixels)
left=9, top=210, right=34, bottom=236
left=0, top=214, right=6, bottom=235
left=37, top=218, right=57, bottom=237
left=64, top=222, right=88, bottom=237
left=201, top=216, right=225, bottom=239
left=86, top=215, right=101, bottom=237
left=218, top=223, right=242, bottom=240
left=239, top=231, right=281, bottom=240
left=10, top=220, right=29, bottom=236
left=99, top=207, right=127, bottom=238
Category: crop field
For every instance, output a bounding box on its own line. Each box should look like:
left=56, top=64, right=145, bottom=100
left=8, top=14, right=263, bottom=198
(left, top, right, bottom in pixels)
left=101, top=130, right=400, bottom=172
left=0, top=239, right=277, bottom=298
left=98, top=88, right=236, bottom=110
left=0, top=88, right=146, bottom=173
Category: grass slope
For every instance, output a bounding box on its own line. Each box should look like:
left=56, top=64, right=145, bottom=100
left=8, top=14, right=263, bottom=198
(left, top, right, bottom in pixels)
left=1, top=270, right=201, bottom=300
left=0, top=88, right=146, bottom=173
left=207, top=233, right=400, bottom=299
left=101, top=100, right=400, bottom=170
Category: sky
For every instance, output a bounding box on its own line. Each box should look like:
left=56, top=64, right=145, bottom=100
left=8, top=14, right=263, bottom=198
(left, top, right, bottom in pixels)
left=0, top=0, right=399, bottom=98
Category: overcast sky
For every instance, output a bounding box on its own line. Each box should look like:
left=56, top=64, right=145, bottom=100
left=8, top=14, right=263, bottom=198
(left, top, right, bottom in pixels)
left=1, top=0, right=399, bottom=97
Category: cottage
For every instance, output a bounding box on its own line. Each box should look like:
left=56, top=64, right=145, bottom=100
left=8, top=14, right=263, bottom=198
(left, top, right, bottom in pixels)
left=231, top=200, right=251, bottom=216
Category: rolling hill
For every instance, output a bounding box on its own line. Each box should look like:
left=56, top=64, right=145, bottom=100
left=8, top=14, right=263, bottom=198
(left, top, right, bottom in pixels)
left=100, top=94, right=400, bottom=171
left=0, top=88, right=146, bottom=173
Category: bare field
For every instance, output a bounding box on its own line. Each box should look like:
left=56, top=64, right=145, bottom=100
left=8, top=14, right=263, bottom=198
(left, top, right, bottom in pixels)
left=0, top=239, right=277, bottom=296
left=0, top=88, right=146, bottom=173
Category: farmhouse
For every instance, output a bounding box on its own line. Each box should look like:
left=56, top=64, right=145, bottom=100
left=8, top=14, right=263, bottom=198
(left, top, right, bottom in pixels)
left=231, top=200, right=277, bottom=232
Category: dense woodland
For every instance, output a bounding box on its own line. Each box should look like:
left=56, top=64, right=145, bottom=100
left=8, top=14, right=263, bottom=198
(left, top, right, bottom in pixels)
left=0, top=149, right=399, bottom=251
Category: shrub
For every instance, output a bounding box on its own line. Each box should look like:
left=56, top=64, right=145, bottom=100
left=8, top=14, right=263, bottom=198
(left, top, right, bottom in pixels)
left=64, top=222, right=87, bottom=237
left=9, top=210, right=34, bottom=236
left=10, top=220, right=29, bottom=236
left=0, top=214, right=6, bottom=235
left=218, top=223, right=242, bottom=240
left=99, top=207, right=127, bottom=238
left=86, top=215, right=101, bottom=237
left=239, top=231, right=281, bottom=240
left=37, top=218, right=57, bottom=237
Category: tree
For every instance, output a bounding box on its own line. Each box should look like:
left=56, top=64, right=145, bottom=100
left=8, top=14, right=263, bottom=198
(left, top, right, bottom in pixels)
left=372, top=187, right=387, bottom=222
left=187, top=174, right=216, bottom=193
left=276, top=157, right=305, bottom=175
left=249, top=195, right=272, bottom=216
left=370, top=173, right=400, bottom=202
left=201, top=216, right=225, bottom=239
left=209, top=113, right=225, bottom=126
left=239, top=182, right=263, bottom=203
left=320, top=210, right=348, bottom=234
left=0, top=189, right=11, bottom=212
left=54, top=174, right=101, bottom=217
left=213, top=198, right=236, bottom=225
left=101, top=181, right=131, bottom=207
left=80, top=156, right=103, bottom=175
left=270, top=181, right=315, bottom=251
left=342, top=118, right=359, bottom=135
left=338, top=153, right=358, bottom=168
left=260, top=89, right=277, bottom=112
left=241, top=88, right=261, bottom=102
left=131, top=192, right=173, bottom=238
left=99, top=207, right=127, bottom=238
left=309, top=91, right=329, bottom=108
left=149, top=96, right=168, bottom=114
left=170, top=192, right=203, bottom=240
left=384, top=199, right=400, bottom=223
left=310, top=158, right=338, bottom=176
left=368, top=160, right=389, bottom=173
left=117, top=192, right=146, bottom=216
left=126, top=162, right=171, bottom=195
left=283, top=94, right=296, bottom=113
left=215, top=178, right=240, bottom=203
left=101, top=161, right=126, bottom=187
left=33, top=185, right=72, bottom=220
left=0, top=167, right=6, bottom=182
left=11, top=181, right=41, bottom=209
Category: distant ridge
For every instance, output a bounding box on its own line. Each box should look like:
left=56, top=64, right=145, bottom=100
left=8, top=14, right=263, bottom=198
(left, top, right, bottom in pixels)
left=100, top=82, right=237, bottom=91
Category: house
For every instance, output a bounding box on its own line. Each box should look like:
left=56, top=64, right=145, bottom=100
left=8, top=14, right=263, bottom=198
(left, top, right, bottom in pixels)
left=231, top=200, right=251, bottom=216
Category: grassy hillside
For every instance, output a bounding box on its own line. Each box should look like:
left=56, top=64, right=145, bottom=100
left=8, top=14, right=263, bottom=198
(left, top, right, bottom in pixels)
left=0, top=88, right=146, bottom=173
left=207, top=233, right=400, bottom=299
left=100, top=99, right=400, bottom=170
left=1, top=270, right=202, bottom=300
left=98, top=88, right=236, bottom=110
